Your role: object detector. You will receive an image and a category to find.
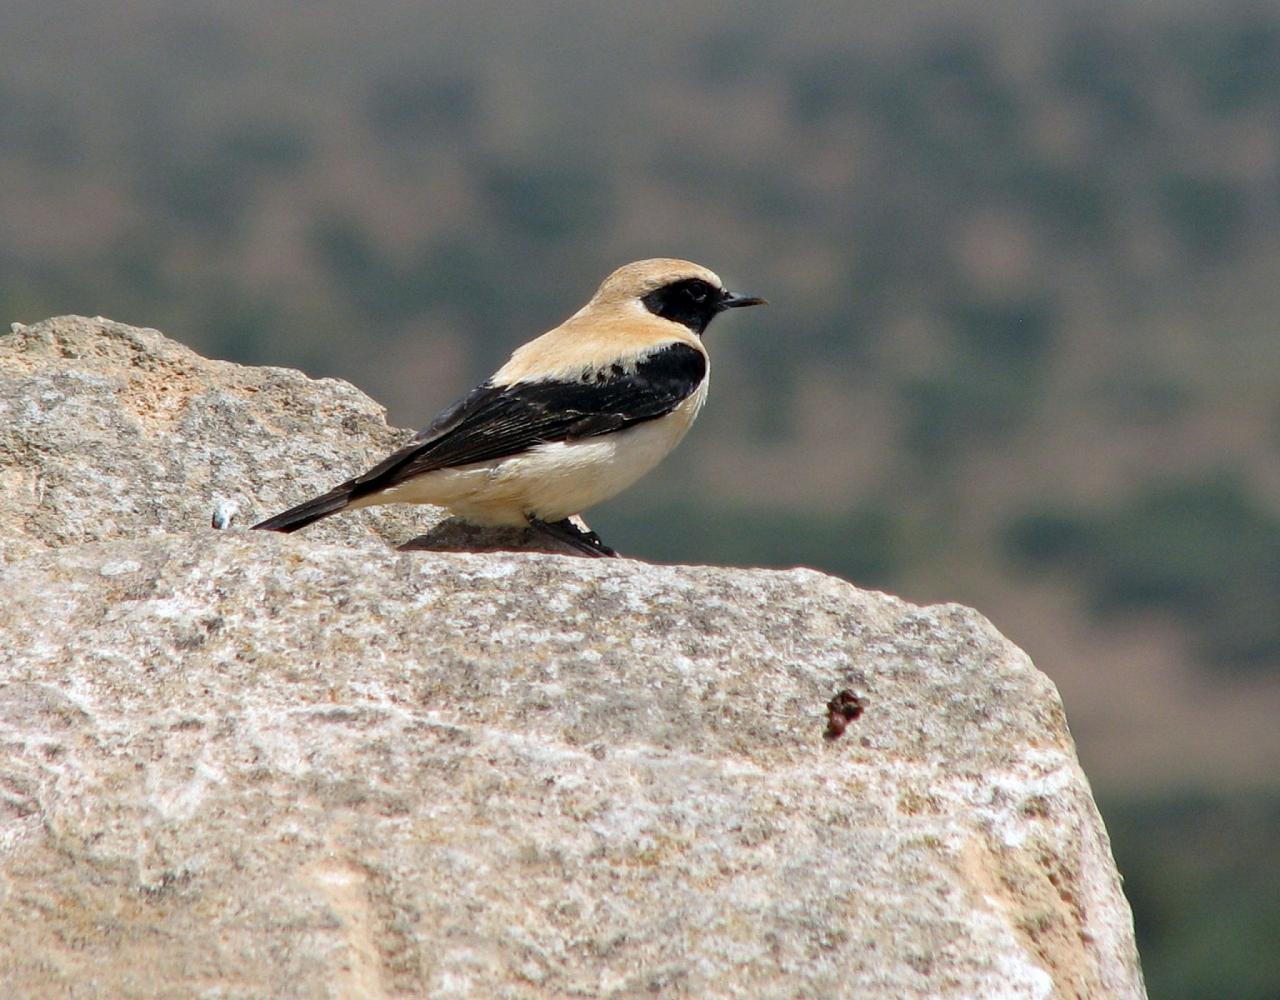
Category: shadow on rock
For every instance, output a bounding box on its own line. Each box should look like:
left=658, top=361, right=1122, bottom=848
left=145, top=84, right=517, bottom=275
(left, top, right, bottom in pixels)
left=397, top=516, right=588, bottom=557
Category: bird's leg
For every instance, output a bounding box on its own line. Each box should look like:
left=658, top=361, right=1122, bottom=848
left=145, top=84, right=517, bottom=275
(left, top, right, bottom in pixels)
left=570, top=523, right=617, bottom=558
left=526, top=516, right=618, bottom=558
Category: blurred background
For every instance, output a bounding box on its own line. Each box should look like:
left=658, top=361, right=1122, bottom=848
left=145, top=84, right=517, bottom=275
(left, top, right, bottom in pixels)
left=2, top=1, right=1278, bottom=994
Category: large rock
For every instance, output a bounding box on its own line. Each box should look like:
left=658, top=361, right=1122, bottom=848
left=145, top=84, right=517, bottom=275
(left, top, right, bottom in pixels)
left=0, top=317, right=1145, bottom=997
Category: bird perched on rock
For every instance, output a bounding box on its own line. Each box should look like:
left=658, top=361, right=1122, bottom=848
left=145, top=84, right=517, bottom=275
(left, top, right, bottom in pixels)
left=253, top=258, right=765, bottom=556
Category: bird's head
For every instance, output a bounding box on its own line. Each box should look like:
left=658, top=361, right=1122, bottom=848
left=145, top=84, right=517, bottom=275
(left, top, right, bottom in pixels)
left=590, top=258, right=766, bottom=335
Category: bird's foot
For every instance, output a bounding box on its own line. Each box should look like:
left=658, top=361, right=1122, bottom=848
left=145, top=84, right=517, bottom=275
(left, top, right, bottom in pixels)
left=526, top=516, right=618, bottom=558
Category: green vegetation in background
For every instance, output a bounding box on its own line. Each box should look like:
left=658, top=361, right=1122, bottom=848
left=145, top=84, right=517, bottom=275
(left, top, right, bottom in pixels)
left=1101, top=790, right=1280, bottom=1000
left=1005, top=474, right=1280, bottom=674
left=482, top=163, right=612, bottom=243
left=904, top=294, right=1057, bottom=461
left=139, top=122, right=312, bottom=242
left=366, top=69, right=477, bottom=144
left=1160, top=173, right=1248, bottom=259
left=1170, top=14, right=1280, bottom=113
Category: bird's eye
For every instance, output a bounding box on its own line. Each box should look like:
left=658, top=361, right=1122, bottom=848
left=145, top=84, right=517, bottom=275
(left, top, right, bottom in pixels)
left=686, top=282, right=708, bottom=303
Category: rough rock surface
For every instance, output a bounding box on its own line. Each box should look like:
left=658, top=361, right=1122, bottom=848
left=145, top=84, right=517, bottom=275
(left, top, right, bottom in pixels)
left=0, top=317, right=1145, bottom=998
left=0, top=315, right=576, bottom=560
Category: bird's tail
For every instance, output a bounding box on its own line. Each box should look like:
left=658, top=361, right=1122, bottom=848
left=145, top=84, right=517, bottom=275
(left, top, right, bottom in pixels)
left=252, top=483, right=355, bottom=533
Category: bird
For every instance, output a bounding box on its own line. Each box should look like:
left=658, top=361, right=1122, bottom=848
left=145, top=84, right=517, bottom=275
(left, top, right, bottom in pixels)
left=253, top=258, right=765, bottom=556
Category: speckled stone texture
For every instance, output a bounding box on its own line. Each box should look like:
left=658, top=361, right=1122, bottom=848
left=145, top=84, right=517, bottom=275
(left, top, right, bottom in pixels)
left=0, top=317, right=1145, bottom=998
left=0, top=315, right=578, bottom=560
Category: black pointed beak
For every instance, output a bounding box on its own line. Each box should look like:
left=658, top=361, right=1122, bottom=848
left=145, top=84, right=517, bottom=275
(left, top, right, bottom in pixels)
left=719, top=290, right=767, bottom=310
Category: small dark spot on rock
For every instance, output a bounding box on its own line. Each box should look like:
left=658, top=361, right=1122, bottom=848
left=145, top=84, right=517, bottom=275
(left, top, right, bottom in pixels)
left=824, top=689, right=869, bottom=741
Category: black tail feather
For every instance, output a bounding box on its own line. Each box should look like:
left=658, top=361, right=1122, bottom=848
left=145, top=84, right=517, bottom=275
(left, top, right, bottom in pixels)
left=253, top=484, right=355, bottom=533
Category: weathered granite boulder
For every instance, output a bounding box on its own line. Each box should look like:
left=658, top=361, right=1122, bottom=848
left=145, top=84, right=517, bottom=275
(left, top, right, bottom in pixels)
left=0, top=317, right=1145, bottom=998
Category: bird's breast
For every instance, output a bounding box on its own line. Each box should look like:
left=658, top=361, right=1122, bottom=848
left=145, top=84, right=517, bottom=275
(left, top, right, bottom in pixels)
left=495, top=380, right=707, bottom=521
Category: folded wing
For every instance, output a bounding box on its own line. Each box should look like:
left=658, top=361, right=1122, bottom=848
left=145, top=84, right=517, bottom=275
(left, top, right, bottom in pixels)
left=352, top=341, right=707, bottom=497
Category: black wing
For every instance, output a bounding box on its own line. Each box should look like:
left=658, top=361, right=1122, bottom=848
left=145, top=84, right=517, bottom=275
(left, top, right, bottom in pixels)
left=348, top=341, right=706, bottom=500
